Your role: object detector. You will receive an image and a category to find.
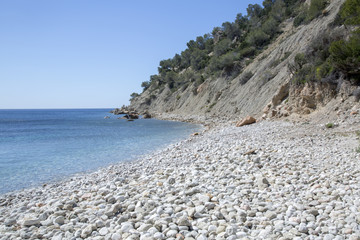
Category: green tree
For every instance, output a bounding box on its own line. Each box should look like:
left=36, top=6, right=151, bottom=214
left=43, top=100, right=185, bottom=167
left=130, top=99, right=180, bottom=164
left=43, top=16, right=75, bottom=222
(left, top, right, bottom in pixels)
left=307, top=0, right=327, bottom=21
left=330, top=30, right=360, bottom=78
left=190, top=49, right=209, bottom=70
left=158, top=59, right=172, bottom=74
left=141, top=81, right=151, bottom=91
left=340, top=0, right=360, bottom=25
left=262, top=17, right=279, bottom=37
left=130, top=92, right=139, bottom=101
left=172, top=54, right=182, bottom=70
left=246, top=29, right=270, bottom=47
left=214, top=39, right=232, bottom=56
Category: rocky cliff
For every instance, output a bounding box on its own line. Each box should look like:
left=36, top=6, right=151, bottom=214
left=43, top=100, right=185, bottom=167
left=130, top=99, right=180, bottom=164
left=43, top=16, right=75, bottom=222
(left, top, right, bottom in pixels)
left=130, top=0, right=359, bottom=123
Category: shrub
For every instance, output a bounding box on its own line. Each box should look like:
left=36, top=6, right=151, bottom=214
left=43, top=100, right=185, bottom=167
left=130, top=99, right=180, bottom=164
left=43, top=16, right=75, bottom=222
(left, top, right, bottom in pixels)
left=281, top=52, right=292, bottom=61
left=240, top=71, right=254, bottom=85
left=246, top=29, right=270, bottom=47
left=239, top=46, right=256, bottom=58
left=329, top=30, right=360, bottom=80
left=307, top=0, right=328, bottom=22
left=325, top=123, right=334, bottom=128
left=340, top=0, right=360, bottom=25
left=141, top=81, right=151, bottom=91
left=129, top=92, right=139, bottom=101
left=214, top=39, right=232, bottom=57
left=294, top=10, right=307, bottom=27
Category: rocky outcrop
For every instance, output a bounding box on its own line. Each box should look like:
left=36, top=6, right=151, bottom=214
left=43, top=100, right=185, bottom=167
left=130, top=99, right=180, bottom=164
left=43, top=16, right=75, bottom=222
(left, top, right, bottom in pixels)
left=236, top=116, right=256, bottom=127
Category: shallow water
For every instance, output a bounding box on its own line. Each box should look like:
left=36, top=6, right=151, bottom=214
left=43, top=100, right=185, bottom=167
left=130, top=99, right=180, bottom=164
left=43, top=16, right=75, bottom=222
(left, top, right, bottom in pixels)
left=0, top=109, right=201, bottom=194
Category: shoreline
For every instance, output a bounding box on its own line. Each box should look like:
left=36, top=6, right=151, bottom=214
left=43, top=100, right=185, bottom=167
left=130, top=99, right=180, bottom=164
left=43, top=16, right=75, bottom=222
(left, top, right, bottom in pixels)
left=0, top=114, right=203, bottom=196
left=1, top=118, right=360, bottom=239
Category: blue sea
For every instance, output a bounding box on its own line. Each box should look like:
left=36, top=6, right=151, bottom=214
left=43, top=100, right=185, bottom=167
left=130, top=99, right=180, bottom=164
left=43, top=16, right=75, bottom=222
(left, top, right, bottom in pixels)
left=0, top=109, right=201, bottom=194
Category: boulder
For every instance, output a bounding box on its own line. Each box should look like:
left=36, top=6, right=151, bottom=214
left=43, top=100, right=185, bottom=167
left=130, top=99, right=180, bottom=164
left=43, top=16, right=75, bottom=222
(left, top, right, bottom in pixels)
left=236, top=116, right=256, bottom=127
left=142, top=111, right=152, bottom=119
left=128, top=114, right=139, bottom=119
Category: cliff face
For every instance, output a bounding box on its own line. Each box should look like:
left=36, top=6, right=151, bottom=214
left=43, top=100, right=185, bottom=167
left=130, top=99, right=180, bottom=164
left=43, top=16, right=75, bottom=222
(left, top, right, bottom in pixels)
left=130, top=0, right=352, bottom=121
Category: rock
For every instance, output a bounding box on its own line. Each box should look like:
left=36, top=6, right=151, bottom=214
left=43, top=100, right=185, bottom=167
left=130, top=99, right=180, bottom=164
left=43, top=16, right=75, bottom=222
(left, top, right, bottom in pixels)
left=112, top=233, right=122, bottom=240
left=153, top=232, right=165, bottom=239
left=307, top=209, right=319, bottom=216
left=4, top=218, right=16, bottom=226
left=138, top=223, right=152, bottom=232
left=198, top=194, right=210, bottom=203
left=265, top=211, right=277, bottom=220
left=177, top=217, right=191, bottom=227
left=96, top=219, right=106, bottom=228
left=53, top=216, right=65, bottom=225
left=22, top=217, right=40, bottom=227
left=81, top=225, right=93, bottom=238
left=166, top=229, right=178, bottom=238
left=236, top=116, right=256, bottom=127
left=99, top=227, right=109, bottom=236
left=168, top=177, right=176, bottom=185
left=120, top=222, right=134, bottom=233
left=105, top=203, right=121, bottom=216
left=256, top=175, right=270, bottom=189
left=143, top=111, right=152, bottom=119
left=298, top=223, right=308, bottom=233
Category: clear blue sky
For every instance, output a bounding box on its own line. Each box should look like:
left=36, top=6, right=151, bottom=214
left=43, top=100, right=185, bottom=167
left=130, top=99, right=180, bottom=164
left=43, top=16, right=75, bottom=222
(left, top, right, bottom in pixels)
left=0, top=0, right=262, bottom=109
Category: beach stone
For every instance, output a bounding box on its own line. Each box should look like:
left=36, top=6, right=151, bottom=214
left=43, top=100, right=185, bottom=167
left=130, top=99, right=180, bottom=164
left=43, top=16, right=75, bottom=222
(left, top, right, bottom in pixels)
left=138, top=224, right=152, bottom=232
left=198, top=194, right=210, bottom=203
left=195, top=205, right=205, bottom=214
left=81, top=225, right=93, bottom=238
left=265, top=211, right=277, bottom=220
left=22, top=217, right=40, bottom=227
left=153, top=232, right=165, bottom=239
left=99, top=227, right=109, bottom=236
left=96, top=219, right=106, bottom=228
left=53, top=216, right=65, bottom=225
left=298, top=223, right=308, bottom=233
left=256, top=176, right=270, bottom=189
left=4, top=218, right=17, bottom=226
left=112, top=233, right=122, bottom=240
left=177, top=217, right=191, bottom=227
left=120, top=222, right=134, bottom=233
left=168, top=177, right=176, bottom=184
left=166, top=229, right=178, bottom=238
left=308, top=209, right=319, bottom=216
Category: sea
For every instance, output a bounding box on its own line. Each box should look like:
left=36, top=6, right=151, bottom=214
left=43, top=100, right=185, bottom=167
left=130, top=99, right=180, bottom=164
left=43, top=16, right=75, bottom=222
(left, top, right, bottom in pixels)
left=0, top=109, right=201, bottom=194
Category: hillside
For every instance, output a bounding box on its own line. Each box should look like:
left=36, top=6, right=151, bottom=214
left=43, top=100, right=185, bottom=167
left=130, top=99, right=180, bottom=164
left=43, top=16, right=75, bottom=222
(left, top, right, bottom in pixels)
left=129, top=0, right=359, bottom=123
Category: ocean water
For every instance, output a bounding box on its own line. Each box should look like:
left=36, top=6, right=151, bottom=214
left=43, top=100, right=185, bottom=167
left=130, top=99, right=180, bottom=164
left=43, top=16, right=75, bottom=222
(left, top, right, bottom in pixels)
left=0, top=109, right=201, bottom=194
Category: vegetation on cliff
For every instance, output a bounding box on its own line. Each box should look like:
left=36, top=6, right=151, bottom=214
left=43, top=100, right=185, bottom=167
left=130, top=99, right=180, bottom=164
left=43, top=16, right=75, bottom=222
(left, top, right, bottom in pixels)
left=131, top=0, right=324, bottom=102
left=130, top=0, right=359, bottom=116
left=290, top=0, right=360, bottom=86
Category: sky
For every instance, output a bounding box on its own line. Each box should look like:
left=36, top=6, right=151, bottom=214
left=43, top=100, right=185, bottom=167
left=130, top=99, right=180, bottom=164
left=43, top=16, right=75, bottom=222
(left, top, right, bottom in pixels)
left=0, top=0, right=263, bottom=109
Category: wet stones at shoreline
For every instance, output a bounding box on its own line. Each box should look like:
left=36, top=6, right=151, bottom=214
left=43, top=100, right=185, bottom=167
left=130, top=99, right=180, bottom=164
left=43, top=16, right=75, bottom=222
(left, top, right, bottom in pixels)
left=110, top=106, right=152, bottom=120
left=1, top=120, right=360, bottom=239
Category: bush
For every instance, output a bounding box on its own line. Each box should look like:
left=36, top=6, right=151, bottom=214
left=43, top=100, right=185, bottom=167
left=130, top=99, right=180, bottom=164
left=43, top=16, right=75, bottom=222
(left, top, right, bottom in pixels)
left=340, top=0, right=360, bottom=25
left=307, top=0, right=328, bottom=21
left=239, top=71, right=254, bottom=85
left=330, top=30, right=360, bottom=80
left=214, top=39, right=232, bottom=57
left=246, top=29, right=270, bottom=47
left=294, top=10, right=307, bottom=26
left=141, top=81, right=151, bottom=91
left=129, top=92, right=139, bottom=101
left=239, top=46, right=256, bottom=58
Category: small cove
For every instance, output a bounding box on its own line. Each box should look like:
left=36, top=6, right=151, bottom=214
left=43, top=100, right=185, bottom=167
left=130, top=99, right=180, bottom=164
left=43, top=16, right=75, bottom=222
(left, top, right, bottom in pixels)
left=0, top=109, right=201, bottom=194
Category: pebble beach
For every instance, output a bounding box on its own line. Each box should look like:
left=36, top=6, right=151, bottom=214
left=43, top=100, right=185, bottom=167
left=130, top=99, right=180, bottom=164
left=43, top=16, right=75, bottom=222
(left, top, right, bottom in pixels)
left=1, top=119, right=360, bottom=240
